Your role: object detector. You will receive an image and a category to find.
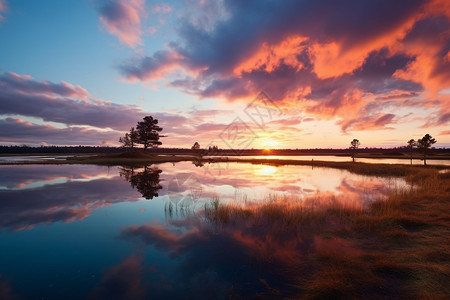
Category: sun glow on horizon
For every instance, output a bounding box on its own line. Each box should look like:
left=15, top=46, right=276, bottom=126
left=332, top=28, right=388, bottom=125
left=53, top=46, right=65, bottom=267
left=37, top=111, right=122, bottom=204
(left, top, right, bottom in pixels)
left=262, top=140, right=279, bottom=150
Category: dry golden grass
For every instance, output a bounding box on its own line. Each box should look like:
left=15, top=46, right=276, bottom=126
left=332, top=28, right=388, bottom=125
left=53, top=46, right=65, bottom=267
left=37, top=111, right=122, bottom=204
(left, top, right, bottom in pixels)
left=202, top=167, right=450, bottom=298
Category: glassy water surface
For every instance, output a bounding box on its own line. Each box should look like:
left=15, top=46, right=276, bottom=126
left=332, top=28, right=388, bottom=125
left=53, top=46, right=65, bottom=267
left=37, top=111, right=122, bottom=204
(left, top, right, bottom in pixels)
left=0, top=162, right=409, bottom=299
left=233, top=155, right=450, bottom=166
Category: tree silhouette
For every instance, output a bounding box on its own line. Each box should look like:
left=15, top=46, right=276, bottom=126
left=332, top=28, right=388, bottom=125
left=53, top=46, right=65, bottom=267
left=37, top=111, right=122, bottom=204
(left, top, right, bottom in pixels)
left=417, top=134, right=436, bottom=166
left=120, top=165, right=162, bottom=199
left=136, top=116, right=163, bottom=150
left=191, top=142, right=200, bottom=150
left=119, top=127, right=138, bottom=150
left=350, top=139, right=360, bottom=162
left=407, top=139, right=416, bottom=165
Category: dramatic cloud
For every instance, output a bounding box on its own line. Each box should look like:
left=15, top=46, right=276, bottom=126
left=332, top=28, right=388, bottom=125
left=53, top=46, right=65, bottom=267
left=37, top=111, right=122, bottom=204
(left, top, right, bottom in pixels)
left=339, top=113, right=397, bottom=132
left=0, top=118, right=120, bottom=146
left=119, top=0, right=450, bottom=132
left=0, top=72, right=209, bottom=146
left=97, top=0, right=146, bottom=48
left=0, top=72, right=144, bottom=130
left=120, top=50, right=188, bottom=81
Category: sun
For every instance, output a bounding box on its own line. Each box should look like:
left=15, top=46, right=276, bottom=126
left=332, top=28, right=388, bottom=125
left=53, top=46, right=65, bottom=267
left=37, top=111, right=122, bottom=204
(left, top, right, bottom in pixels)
left=262, top=140, right=278, bottom=150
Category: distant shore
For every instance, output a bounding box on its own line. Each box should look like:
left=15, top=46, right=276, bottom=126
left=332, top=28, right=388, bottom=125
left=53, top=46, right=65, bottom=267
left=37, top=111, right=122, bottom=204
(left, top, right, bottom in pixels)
left=1, top=152, right=449, bottom=177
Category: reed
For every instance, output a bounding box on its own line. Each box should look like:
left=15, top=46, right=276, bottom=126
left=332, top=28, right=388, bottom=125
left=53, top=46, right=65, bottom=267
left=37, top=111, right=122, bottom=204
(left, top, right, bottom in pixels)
left=201, top=167, right=450, bottom=298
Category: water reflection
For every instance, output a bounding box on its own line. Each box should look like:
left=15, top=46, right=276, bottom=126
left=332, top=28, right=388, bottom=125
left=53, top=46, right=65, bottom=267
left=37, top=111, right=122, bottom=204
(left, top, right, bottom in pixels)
left=120, top=166, right=163, bottom=200
left=118, top=199, right=334, bottom=298
left=0, top=165, right=142, bottom=231
left=0, top=162, right=403, bottom=233
left=0, top=164, right=114, bottom=190
left=0, top=162, right=411, bottom=298
left=91, top=254, right=146, bottom=300
left=234, top=155, right=450, bottom=166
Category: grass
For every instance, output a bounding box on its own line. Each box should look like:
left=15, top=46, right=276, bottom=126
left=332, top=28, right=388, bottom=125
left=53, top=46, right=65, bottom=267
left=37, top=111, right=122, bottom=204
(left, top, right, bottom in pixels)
left=1, top=151, right=449, bottom=171
left=200, top=167, right=450, bottom=298
left=0, top=151, right=201, bottom=166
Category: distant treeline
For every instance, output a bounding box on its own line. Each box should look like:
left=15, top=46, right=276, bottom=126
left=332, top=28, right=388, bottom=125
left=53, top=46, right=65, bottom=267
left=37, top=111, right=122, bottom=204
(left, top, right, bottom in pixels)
left=0, top=145, right=449, bottom=156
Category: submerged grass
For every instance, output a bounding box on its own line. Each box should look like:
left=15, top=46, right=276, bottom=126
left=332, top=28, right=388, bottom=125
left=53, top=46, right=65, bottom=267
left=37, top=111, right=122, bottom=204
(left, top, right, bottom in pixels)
left=202, top=167, right=450, bottom=298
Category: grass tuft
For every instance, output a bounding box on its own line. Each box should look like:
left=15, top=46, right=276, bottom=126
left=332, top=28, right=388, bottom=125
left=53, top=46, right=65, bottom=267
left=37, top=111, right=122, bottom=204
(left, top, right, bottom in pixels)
left=200, top=166, right=450, bottom=298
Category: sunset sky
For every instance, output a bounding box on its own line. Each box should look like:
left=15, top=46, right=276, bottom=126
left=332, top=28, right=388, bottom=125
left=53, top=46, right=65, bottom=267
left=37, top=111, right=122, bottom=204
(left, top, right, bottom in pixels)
left=0, top=0, right=449, bottom=149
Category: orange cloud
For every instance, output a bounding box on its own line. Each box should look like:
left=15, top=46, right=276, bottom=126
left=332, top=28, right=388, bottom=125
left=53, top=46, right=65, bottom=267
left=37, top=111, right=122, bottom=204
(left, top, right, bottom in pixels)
left=234, top=35, right=308, bottom=75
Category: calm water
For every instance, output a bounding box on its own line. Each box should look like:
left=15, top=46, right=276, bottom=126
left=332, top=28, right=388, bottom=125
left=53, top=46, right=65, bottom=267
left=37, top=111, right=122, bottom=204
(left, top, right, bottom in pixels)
left=0, top=162, right=408, bottom=299
left=1, top=154, right=449, bottom=166
left=231, top=155, right=450, bottom=166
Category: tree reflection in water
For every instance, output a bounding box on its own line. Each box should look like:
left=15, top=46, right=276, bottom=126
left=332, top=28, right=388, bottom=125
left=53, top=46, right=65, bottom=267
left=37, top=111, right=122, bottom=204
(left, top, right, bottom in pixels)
left=120, top=165, right=163, bottom=199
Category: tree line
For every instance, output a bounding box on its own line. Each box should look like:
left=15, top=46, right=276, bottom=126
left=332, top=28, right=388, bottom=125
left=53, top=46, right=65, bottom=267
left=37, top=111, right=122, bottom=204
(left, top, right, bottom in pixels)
left=349, top=134, right=437, bottom=165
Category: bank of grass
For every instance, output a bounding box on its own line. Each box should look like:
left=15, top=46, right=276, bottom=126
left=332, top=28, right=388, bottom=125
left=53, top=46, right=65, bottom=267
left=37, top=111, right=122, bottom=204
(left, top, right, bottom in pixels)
left=221, top=157, right=449, bottom=176
left=203, top=167, right=450, bottom=298
left=0, top=151, right=201, bottom=166
left=64, top=151, right=200, bottom=166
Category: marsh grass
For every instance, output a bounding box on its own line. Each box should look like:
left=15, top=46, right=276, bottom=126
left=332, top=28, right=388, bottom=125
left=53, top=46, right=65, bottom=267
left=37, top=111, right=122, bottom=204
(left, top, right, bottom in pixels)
left=201, top=167, right=450, bottom=298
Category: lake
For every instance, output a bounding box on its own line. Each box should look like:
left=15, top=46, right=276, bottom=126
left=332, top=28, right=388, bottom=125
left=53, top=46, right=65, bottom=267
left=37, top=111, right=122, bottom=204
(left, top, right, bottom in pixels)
left=0, top=162, right=409, bottom=299
left=227, top=155, right=450, bottom=166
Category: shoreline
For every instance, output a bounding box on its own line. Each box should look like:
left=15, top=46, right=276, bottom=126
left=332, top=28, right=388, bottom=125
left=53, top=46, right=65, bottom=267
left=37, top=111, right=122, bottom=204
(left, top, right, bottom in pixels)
left=1, top=154, right=448, bottom=178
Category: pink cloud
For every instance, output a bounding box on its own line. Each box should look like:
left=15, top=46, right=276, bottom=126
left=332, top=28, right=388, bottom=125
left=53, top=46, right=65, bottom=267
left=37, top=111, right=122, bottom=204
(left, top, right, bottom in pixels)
left=0, top=72, right=146, bottom=130
left=339, top=113, right=397, bottom=132
left=1, top=72, right=89, bottom=99
left=97, top=0, right=146, bottom=48
left=118, top=0, right=450, bottom=133
left=0, top=72, right=214, bottom=146
left=120, top=50, right=187, bottom=81
left=0, top=118, right=121, bottom=146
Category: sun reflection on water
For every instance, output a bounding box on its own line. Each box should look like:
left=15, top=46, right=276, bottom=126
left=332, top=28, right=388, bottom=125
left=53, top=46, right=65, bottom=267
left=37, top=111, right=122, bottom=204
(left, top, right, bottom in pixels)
left=253, top=165, right=277, bottom=176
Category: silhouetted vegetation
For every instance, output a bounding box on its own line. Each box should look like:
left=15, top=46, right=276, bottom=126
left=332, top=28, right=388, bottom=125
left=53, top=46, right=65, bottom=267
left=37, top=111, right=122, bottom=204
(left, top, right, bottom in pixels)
left=407, top=138, right=416, bottom=165
left=350, top=139, right=360, bottom=162
left=1, top=145, right=449, bottom=159
left=417, top=134, right=437, bottom=165
left=191, top=142, right=200, bottom=150
left=119, top=127, right=138, bottom=150
left=119, top=116, right=164, bottom=150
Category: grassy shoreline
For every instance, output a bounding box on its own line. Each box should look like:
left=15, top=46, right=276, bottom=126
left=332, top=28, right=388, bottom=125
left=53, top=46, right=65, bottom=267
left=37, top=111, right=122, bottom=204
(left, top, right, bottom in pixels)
left=1, top=151, right=450, bottom=160
left=200, top=167, right=450, bottom=298
left=1, top=153, right=449, bottom=177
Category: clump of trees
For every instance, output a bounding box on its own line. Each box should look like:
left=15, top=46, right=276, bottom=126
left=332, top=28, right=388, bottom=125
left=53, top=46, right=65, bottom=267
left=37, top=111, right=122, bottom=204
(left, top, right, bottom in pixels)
left=406, top=134, right=437, bottom=165
left=350, top=139, right=360, bottom=162
left=119, top=127, right=138, bottom=150
left=119, top=116, right=164, bottom=150
left=416, top=134, right=437, bottom=165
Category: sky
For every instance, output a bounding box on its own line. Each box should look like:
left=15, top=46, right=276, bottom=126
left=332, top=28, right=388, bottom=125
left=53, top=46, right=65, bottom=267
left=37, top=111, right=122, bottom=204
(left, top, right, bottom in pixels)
left=0, top=0, right=449, bottom=149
